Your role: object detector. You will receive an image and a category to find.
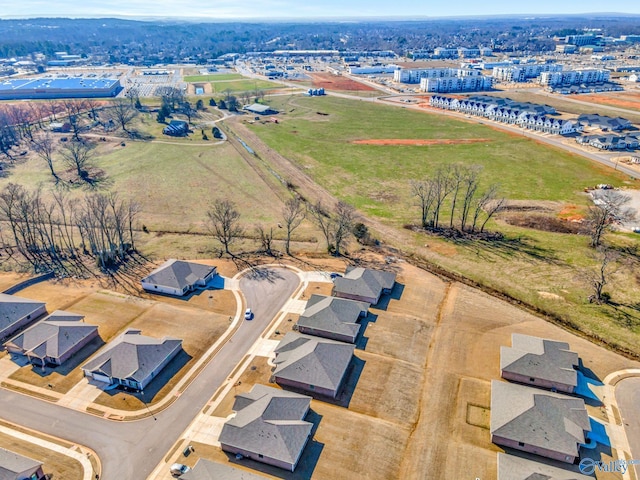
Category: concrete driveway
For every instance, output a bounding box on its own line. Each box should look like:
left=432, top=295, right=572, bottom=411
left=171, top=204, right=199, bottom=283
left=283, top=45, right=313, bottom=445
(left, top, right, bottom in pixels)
left=0, top=266, right=300, bottom=480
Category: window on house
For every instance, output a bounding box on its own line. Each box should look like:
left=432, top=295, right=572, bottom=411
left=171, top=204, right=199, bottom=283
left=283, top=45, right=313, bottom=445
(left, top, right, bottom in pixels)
left=309, top=385, right=315, bottom=390
left=518, top=442, right=525, bottom=447
left=258, top=454, right=264, bottom=459
left=529, top=378, right=535, bottom=382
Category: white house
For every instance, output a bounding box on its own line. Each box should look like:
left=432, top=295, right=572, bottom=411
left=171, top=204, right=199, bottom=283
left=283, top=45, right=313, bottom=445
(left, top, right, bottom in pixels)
left=141, top=259, right=217, bottom=296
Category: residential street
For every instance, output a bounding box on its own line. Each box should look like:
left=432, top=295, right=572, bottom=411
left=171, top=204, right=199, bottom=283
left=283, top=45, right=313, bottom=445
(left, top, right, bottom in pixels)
left=0, top=267, right=300, bottom=479
left=616, top=377, right=640, bottom=477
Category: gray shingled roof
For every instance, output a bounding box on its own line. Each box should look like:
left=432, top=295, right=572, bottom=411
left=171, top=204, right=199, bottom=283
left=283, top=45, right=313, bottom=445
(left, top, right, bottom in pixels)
left=491, top=381, right=590, bottom=457
left=6, top=310, right=97, bottom=360
left=497, top=453, right=593, bottom=480
left=82, top=330, right=181, bottom=383
left=0, top=447, right=42, bottom=477
left=181, top=459, right=269, bottom=480
left=501, top=334, right=578, bottom=388
left=0, top=293, right=45, bottom=335
left=219, top=384, right=312, bottom=466
left=333, top=267, right=396, bottom=300
left=273, top=332, right=354, bottom=391
left=141, top=259, right=216, bottom=291
left=297, top=295, right=368, bottom=340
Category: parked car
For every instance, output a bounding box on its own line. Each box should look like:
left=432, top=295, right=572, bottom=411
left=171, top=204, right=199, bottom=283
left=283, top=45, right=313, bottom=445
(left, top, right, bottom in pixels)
left=170, top=463, right=190, bottom=476
left=244, top=308, right=253, bottom=320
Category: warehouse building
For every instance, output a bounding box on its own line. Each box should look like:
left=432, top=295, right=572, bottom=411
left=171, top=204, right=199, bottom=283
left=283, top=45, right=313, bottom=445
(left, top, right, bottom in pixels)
left=0, top=77, right=121, bottom=100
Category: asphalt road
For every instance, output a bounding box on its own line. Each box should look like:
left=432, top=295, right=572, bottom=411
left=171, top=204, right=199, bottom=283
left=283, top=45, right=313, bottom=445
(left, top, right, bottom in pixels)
left=616, top=378, right=640, bottom=477
left=0, top=267, right=300, bottom=480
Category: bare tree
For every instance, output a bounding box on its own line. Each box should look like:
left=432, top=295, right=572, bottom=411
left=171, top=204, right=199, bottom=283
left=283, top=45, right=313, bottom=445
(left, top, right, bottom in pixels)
left=31, top=132, right=59, bottom=181
left=84, top=98, right=102, bottom=121
left=460, top=166, right=482, bottom=232
left=0, top=107, right=20, bottom=159
left=61, top=99, right=87, bottom=141
left=60, top=140, right=94, bottom=179
left=432, top=165, right=454, bottom=229
left=479, top=195, right=506, bottom=233
left=255, top=224, right=275, bottom=256
left=206, top=199, right=243, bottom=255
left=308, top=201, right=334, bottom=253
left=470, top=184, right=501, bottom=233
left=586, top=190, right=636, bottom=248
left=109, top=99, right=138, bottom=134
left=333, top=201, right=355, bottom=256
left=281, top=197, right=306, bottom=255
left=584, top=248, right=618, bottom=304
left=411, top=179, right=436, bottom=228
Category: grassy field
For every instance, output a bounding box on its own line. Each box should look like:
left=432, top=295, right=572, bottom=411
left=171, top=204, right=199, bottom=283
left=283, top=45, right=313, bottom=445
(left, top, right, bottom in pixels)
left=209, top=78, right=282, bottom=94
left=184, top=73, right=244, bottom=82
left=244, top=94, right=640, bottom=355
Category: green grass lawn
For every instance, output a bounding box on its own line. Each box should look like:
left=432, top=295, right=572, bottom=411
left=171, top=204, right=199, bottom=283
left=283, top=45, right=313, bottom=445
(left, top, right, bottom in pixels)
left=245, top=94, right=640, bottom=355
left=184, top=73, right=244, bottom=82
left=210, top=78, right=282, bottom=94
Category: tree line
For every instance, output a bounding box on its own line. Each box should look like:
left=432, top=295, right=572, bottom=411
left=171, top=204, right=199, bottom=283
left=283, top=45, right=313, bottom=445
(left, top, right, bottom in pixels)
left=0, top=184, right=139, bottom=274
left=411, top=163, right=505, bottom=235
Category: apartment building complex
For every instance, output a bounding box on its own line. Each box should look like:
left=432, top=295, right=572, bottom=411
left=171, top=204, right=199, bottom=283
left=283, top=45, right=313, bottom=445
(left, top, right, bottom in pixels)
left=420, top=75, right=493, bottom=93
left=539, top=69, right=610, bottom=86
left=492, top=63, right=563, bottom=82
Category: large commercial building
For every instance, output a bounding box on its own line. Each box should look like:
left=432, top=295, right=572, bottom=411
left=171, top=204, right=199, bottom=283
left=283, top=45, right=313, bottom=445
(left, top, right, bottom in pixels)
left=0, top=77, right=121, bottom=100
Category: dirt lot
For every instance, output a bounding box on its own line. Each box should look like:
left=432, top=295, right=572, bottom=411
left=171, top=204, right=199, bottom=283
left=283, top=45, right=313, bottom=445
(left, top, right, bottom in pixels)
left=577, top=91, right=640, bottom=111
left=400, top=281, right=640, bottom=480
left=308, top=72, right=377, bottom=92
left=0, top=272, right=32, bottom=291
left=0, top=430, right=84, bottom=480
left=352, top=138, right=493, bottom=146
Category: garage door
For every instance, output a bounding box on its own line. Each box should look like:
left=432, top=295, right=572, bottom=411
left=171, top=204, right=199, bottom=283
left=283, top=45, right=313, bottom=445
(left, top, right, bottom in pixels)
left=91, top=373, right=111, bottom=384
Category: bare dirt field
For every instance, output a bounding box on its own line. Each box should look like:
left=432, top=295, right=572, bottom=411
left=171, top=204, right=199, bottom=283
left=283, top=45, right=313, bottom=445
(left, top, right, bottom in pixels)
left=308, top=72, right=377, bottom=92
left=0, top=430, right=83, bottom=480
left=352, top=138, right=494, bottom=146
left=577, top=91, right=640, bottom=111
left=0, top=272, right=32, bottom=291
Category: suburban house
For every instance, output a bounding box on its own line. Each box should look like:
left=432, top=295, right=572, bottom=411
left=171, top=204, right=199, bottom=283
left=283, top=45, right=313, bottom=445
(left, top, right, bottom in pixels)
left=272, top=332, right=355, bottom=398
left=0, top=448, right=45, bottom=480
left=243, top=103, right=278, bottom=115
left=296, top=294, right=369, bottom=343
left=4, top=311, right=99, bottom=367
left=576, top=134, right=639, bottom=150
left=497, top=453, right=592, bottom=480
left=490, top=380, right=591, bottom=464
left=0, top=293, right=47, bottom=341
left=332, top=267, right=396, bottom=305
left=140, top=259, right=217, bottom=296
left=81, top=329, right=182, bottom=391
left=218, top=384, right=313, bottom=472
left=162, top=119, right=189, bottom=136
left=500, top=333, right=579, bottom=393
left=181, top=459, right=269, bottom=480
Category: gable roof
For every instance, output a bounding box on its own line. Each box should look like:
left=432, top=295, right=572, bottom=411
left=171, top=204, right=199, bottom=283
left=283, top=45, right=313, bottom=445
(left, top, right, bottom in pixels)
left=497, top=453, right=593, bottom=480
left=333, top=267, right=396, bottom=300
left=0, top=448, right=42, bottom=477
left=141, top=259, right=216, bottom=291
left=297, top=295, right=368, bottom=339
left=0, top=293, right=46, bottom=335
left=273, top=332, right=354, bottom=391
left=181, top=459, right=269, bottom=480
left=501, top=334, right=578, bottom=387
left=82, top=330, right=181, bottom=383
left=6, top=310, right=97, bottom=360
left=219, top=384, right=312, bottom=466
left=491, top=381, right=590, bottom=457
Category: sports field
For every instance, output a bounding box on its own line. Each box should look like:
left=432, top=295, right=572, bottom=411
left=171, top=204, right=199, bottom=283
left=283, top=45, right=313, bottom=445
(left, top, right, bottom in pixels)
left=184, top=73, right=282, bottom=94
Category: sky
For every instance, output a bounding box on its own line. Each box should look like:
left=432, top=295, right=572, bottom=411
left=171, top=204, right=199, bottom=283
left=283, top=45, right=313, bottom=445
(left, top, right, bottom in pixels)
left=2, top=0, right=639, bottom=20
